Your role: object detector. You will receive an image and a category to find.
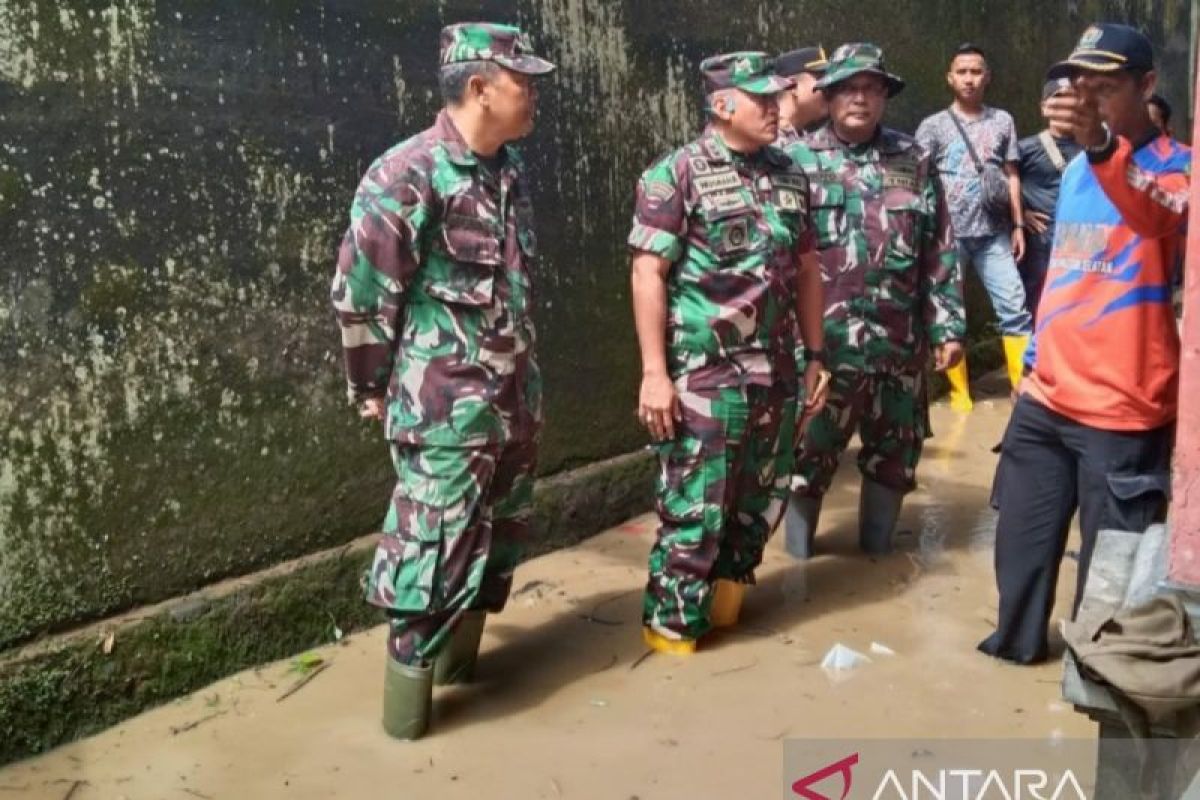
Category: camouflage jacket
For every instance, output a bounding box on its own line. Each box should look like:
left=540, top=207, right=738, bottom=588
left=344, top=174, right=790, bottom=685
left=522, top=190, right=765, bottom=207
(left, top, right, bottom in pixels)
left=776, top=123, right=803, bottom=150
left=628, top=129, right=815, bottom=390
left=782, top=124, right=965, bottom=374
left=330, top=110, right=541, bottom=446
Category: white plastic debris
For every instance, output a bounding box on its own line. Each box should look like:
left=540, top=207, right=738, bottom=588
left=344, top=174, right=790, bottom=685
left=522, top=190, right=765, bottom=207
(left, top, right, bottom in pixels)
left=869, top=641, right=896, bottom=657
left=820, top=643, right=872, bottom=672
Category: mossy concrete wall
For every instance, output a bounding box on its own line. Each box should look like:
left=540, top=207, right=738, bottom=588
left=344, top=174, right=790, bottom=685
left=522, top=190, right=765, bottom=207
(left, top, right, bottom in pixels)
left=0, top=1, right=1189, bottom=650
left=0, top=449, right=655, bottom=765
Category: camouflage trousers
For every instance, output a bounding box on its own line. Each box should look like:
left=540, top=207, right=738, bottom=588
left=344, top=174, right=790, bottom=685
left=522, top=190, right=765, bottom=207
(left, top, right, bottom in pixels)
left=364, top=440, right=537, bottom=666
left=793, top=368, right=928, bottom=497
left=645, top=381, right=797, bottom=641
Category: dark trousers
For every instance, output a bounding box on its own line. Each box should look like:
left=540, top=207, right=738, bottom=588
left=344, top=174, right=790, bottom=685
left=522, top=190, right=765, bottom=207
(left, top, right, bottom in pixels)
left=1019, top=232, right=1053, bottom=323
left=978, top=397, right=1172, bottom=664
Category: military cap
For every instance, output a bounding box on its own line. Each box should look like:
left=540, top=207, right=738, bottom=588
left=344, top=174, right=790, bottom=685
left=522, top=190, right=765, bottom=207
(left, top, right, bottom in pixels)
left=439, top=22, right=556, bottom=75
left=1046, top=23, right=1154, bottom=80
left=774, top=46, right=829, bottom=77
left=701, top=51, right=794, bottom=95
left=813, top=42, right=905, bottom=97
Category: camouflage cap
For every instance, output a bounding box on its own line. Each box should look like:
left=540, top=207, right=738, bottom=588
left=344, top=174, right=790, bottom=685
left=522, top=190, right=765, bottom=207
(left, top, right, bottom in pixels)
left=439, top=22, right=556, bottom=75
left=813, top=43, right=905, bottom=97
left=701, top=51, right=794, bottom=95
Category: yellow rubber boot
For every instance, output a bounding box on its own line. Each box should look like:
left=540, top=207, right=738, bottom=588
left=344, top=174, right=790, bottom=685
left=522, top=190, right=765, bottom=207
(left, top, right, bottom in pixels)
left=946, top=359, right=974, bottom=412
left=710, top=579, right=745, bottom=628
left=642, top=626, right=697, bottom=655
left=1003, top=335, right=1031, bottom=393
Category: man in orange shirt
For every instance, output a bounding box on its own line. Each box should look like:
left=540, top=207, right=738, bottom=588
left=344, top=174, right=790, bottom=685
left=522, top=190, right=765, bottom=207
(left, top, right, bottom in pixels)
left=978, top=24, right=1190, bottom=664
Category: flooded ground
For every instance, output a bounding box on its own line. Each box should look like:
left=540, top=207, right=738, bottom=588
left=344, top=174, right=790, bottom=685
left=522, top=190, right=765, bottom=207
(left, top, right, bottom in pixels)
left=0, top=380, right=1093, bottom=799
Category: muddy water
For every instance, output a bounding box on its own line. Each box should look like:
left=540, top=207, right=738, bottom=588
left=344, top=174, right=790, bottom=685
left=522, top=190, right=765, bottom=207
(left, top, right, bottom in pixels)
left=0, top=388, right=1093, bottom=800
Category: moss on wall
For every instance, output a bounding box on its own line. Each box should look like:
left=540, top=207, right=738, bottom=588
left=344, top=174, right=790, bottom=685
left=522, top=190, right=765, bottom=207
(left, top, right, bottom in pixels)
left=0, top=448, right=654, bottom=766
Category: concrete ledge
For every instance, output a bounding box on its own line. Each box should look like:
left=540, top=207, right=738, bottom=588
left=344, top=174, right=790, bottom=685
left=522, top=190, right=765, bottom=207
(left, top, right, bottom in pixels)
left=0, top=449, right=655, bottom=766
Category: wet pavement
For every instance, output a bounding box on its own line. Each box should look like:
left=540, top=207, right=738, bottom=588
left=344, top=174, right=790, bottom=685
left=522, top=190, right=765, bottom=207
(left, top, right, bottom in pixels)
left=0, top=381, right=1093, bottom=799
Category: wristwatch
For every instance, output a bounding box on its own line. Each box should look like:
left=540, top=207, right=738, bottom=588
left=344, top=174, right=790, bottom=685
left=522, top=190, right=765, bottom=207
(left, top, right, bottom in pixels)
left=802, top=347, right=827, bottom=364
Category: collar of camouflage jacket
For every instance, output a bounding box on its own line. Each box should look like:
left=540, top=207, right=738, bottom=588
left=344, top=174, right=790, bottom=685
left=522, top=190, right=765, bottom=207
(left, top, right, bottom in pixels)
left=434, top=109, right=518, bottom=170
left=807, top=122, right=914, bottom=157
left=700, top=127, right=790, bottom=169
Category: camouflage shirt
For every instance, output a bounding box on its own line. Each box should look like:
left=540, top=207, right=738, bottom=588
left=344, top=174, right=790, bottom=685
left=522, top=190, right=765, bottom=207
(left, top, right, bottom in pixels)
left=628, top=129, right=815, bottom=390
left=776, top=123, right=803, bottom=150
left=331, top=110, right=541, bottom=446
left=783, top=124, right=965, bottom=373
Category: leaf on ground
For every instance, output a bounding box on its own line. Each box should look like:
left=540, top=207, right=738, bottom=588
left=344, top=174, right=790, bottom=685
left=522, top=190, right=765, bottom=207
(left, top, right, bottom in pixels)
left=290, top=652, right=325, bottom=674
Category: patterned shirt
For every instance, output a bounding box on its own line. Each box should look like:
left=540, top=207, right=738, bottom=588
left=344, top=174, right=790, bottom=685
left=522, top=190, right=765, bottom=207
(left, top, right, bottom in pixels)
left=628, top=129, right=815, bottom=390
left=330, top=110, right=542, bottom=446
left=915, top=107, right=1019, bottom=238
left=782, top=124, right=966, bottom=374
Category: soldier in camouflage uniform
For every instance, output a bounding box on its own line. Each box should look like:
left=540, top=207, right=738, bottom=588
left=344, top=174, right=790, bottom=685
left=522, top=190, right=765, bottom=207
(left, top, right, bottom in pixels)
left=774, top=45, right=830, bottom=147
left=629, top=52, right=829, bottom=654
left=780, top=44, right=967, bottom=559
left=330, top=22, right=554, bottom=739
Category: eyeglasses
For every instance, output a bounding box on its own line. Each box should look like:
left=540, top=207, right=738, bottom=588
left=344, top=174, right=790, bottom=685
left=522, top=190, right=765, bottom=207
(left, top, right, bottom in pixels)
left=835, top=81, right=888, bottom=99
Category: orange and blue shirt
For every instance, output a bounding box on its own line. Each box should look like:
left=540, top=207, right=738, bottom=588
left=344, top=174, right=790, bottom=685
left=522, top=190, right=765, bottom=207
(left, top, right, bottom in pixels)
left=1024, top=132, right=1190, bottom=431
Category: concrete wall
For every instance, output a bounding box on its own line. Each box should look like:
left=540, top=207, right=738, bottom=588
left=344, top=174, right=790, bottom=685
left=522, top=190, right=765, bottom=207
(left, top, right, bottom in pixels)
left=0, top=0, right=1189, bottom=649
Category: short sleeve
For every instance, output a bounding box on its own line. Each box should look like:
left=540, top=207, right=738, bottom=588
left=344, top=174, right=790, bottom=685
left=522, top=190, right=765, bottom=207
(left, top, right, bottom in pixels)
left=628, top=156, right=686, bottom=262
left=1003, top=112, right=1020, bottom=162
left=915, top=115, right=940, bottom=161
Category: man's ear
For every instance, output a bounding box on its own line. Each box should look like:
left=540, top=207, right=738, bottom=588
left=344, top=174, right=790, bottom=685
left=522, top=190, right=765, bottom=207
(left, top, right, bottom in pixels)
left=1140, top=70, right=1158, bottom=101
left=710, top=92, right=733, bottom=120
left=466, top=73, right=491, bottom=106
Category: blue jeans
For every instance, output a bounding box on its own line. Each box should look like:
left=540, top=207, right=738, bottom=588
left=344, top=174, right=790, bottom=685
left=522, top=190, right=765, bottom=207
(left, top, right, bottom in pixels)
left=1019, top=230, right=1054, bottom=323
left=957, top=233, right=1033, bottom=336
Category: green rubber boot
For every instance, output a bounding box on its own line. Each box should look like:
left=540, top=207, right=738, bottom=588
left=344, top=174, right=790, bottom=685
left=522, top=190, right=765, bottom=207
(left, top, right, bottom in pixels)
left=784, top=493, right=823, bottom=560
left=433, top=610, right=487, bottom=686
left=859, top=477, right=904, bottom=556
left=382, top=658, right=433, bottom=740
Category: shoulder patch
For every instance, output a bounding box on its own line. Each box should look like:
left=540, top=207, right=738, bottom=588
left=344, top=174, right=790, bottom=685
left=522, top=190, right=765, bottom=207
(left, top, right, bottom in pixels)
left=644, top=180, right=676, bottom=203
left=689, top=156, right=712, bottom=175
